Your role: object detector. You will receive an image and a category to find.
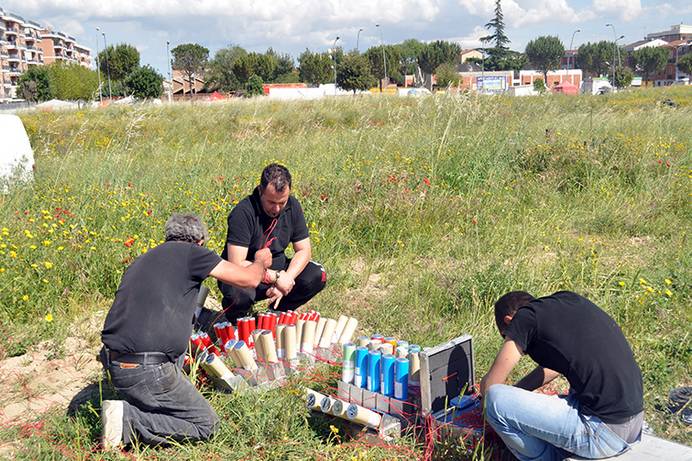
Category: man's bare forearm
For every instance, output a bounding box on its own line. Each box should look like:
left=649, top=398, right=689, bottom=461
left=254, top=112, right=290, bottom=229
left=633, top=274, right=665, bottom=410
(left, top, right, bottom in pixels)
left=285, top=248, right=310, bottom=280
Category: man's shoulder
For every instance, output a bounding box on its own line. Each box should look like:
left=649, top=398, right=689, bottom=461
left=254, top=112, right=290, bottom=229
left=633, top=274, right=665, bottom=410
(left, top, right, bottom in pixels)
left=229, top=195, right=257, bottom=219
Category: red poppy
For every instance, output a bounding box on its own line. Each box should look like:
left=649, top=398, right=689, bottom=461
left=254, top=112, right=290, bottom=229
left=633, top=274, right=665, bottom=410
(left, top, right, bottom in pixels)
left=423, top=177, right=431, bottom=187
left=124, top=237, right=135, bottom=248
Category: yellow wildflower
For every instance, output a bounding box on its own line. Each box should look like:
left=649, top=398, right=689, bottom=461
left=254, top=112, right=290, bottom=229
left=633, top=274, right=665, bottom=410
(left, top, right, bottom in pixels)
left=664, top=278, right=672, bottom=286
left=43, top=261, right=53, bottom=269
left=21, top=294, right=29, bottom=302
left=45, top=313, right=53, bottom=322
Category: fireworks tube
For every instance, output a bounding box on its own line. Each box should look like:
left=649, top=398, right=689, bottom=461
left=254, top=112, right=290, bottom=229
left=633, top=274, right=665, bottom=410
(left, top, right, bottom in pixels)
left=367, top=350, right=382, bottom=392
left=395, top=357, right=409, bottom=400
left=312, top=311, right=321, bottom=322
left=356, top=336, right=370, bottom=347
left=379, top=343, right=394, bottom=356
left=314, top=317, right=327, bottom=347
left=234, top=341, right=258, bottom=371
left=338, top=317, right=359, bottom=345
left=384, top=337, right=398, bottom=349
left=296, top=319, right=305, bottom=349
left=395, top=346, right=409, bottom=358
left=224, top=340, right=239, bottom=366
left=382, top=354, right=396, bottom=397
left=200, top=333, right=220, bottom=356
left=190, top=334, right=205, bottom=355
left=276, top=324, right=285, bottom=359
left=371, top=333, right=384, bottom=342
left=320, top=396, right=334, bottom=413
left=346, top=403, right=382, bottom=429
left=259, top=330, right=278, bottom=363
left=224, top=323, right=236, bottom=343
left=213, top=323, right=226, bottom=344
left=202, top=353, right=235, bottom=379
left=333, top=315, right=349, bottom=343
left=237, top=318, right=250, bottom=347
left=306, top=388, right=327, bottom=410
left=259, top=313, right=268, bottom=330
left=301, top=320, right=317, bottom=354
left=283, top=324, right=297, bottom=360
left=341, top=343, right=356, bottom=383
left=252, top=330, right=265, bottom=362
left=331, top=399, right=348, bottom=418
left=278, top=312, right=288, bottom=325
left=248, top=317, right=257, bottom=343
left=408, top=345, right=421, bottom=383
left=267, top=313, right=278, bottom=338
left=318, top=318, right=337, bottom=348
left=354, top=346, right=369, bottom=388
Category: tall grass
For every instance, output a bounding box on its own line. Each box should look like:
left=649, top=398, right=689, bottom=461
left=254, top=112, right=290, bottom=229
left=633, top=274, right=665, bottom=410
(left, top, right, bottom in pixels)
left=0, top=87, right=690, bottom=458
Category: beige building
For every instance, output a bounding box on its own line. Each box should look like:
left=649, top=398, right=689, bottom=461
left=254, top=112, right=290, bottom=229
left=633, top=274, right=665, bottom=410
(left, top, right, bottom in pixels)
left=459, top=49, right=483, bottom=63
left=0, top=7, right=91, bottom=100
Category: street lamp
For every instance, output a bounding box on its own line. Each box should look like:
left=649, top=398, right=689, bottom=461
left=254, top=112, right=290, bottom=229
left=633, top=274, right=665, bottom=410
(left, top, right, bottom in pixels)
left=94, top=28, right=102, bottom=102
left=356, top=28, right=364, bottom=52
left=375, top=24, right=387, bottom=92
left=99, top=29, right=112, bottom=99
left=567, top=29, right=581, bottom=70
left=166, top=40, right=172, bottom=103
left=330, top=36, right=340, bottom=95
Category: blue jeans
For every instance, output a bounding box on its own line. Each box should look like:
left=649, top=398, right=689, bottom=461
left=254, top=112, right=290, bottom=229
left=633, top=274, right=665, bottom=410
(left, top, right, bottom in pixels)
left=103, top=352, right=219, bottom=446
left=485, top=384, right=630, bottom=461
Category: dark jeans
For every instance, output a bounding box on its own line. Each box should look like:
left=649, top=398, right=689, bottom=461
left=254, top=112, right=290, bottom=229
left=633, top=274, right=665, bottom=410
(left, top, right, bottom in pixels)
left=101, top=349, right=219, bottom=446
left=219, top=259, right=326, bottom=324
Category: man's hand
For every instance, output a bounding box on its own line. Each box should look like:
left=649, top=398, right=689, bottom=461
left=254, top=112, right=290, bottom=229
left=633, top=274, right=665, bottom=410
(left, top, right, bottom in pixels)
left=274, top=270, right=295, bottom=296
left=266, top=286, right=283, bottom=309
left=254, top=248, right=272, bottom=269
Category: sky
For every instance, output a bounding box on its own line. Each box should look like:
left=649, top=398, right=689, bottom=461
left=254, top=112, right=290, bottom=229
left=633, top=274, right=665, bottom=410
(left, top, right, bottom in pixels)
left=2, top=0, right=690, bottom=75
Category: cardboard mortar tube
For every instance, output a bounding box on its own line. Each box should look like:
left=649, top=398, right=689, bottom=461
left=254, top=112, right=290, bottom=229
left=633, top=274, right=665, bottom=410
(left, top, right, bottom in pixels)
left=346, top=403, right=383, bottom=429
left=314, top=317, right=327, bottom=347
left=283, top=324, right=297, bottom=360
left=235, top=341, right=258, bottom=371
left=319, top=318, right=337, bottom=348
left=260, top=330, right=278, bottom=363
left=296, top=319, right=305, bottom=349
left=331, top=399, right=348, bottom=418
left=276, top=324, right=285, bottom=359
left=302, top=320, right=317, bottom=354
left=338, top=317, right=359, bottom=345
left=333, top=315, right=349, bottom=343
left=305, top=388, right=327, bottom=410
left=203, top=353, right=235, bottom=379
left=252, top=330, right=265, bottom=362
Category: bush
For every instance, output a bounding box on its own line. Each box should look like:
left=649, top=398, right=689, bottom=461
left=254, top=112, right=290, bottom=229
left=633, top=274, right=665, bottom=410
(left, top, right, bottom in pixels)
left=46, top=62, right=99, bottom=101
left=435, top=63, right=461, bottom=88
left=245, top=74, right=264, bottom=97
left=533, top=78, right=546, bottom=93
left=124, top=65, right=164, bottom=99
left=18, top=66, right=53, bottom=102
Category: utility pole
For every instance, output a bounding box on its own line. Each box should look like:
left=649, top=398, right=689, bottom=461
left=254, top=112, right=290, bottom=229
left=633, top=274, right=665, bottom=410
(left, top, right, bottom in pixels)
left=356, top=28, right=363, bottom=52
left=95, top=28, right=102, bottom=102
left=376, top=24, right=387, bottom=92
left=567, top=29, right=581, bottom=70
left=101, top=30, right=112, bottom=99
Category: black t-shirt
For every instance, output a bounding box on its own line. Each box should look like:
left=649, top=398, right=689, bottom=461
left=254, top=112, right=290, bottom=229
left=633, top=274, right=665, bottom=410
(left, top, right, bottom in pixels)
left=222, top=187, right=309, bottom=270
left=102, top=241, right=222, bottom=360
left=505, top=291, right=643, bottom=423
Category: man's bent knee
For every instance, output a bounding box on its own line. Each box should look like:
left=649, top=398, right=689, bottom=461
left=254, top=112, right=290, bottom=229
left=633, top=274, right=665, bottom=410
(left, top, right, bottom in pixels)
left=484, top=384, right=513, bottom=424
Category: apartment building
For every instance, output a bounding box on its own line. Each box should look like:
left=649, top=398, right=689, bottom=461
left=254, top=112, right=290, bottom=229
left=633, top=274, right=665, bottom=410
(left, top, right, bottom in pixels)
left=0, top=7, right=91, bottom=99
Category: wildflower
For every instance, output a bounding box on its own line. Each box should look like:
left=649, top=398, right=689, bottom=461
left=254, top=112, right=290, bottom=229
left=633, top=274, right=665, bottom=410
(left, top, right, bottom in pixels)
left=9, top=251, right=17, bottom=258
left=618, top=281, right=625, bottom=287
left=43, top=240, right=52, bottom=246
left=57, top=246, right=64, bottom=251
left=664, top=289, right=673, bottom=297
left=646, top=286, right=654, bottom=293
left=664, top=278, right=672, bottom=286
left=124, top=237, right=135, bottom=248
left=423, top=177, right=431, bottom=187
left=45, top=313, right=53, bottom=322
left=21, top=294, right=29, bottom=302
left=0, top=268, right=5, bottom=273
left=43, top=261, right=53, bottom=269
left=639, top=278, right=648, bottom=285
left=29, top=245, right=37, bottom=250
left=329, top=424, right=339, bottom=435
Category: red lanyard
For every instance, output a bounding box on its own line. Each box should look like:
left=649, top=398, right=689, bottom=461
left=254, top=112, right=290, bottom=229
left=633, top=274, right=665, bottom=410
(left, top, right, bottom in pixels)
left=262, top=218, right=278, bottom=249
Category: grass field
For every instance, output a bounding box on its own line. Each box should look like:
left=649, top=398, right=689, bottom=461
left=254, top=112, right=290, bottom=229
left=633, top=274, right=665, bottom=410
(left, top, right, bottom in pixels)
left=0, top=87, right=690, bottom=460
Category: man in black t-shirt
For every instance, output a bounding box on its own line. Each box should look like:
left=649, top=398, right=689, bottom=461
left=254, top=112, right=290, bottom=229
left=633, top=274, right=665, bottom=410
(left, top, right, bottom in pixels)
left=100, top=214, right=271, bottom=450
left=218, top=164, right=326, bottom=323
left=480, top=291, right=644, bottom=461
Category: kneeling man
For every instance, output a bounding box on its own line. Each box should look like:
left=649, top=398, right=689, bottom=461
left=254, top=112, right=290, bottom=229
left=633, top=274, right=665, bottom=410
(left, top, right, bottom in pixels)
left=100, top=213, right=271, bottom=449
left=481, top=291, right=643, bottom=461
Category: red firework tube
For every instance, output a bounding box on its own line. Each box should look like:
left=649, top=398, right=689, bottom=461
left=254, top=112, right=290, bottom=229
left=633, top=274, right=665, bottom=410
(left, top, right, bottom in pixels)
left=291, top=311, right=298, bottom=325
left=286, top=310, right=294, bottom=323
left=224, top=323, right=235, bottom=343
left=190, top=334, right=205, bottom=354
left=213, top=323, right=225, bottom=344
left=248, top=317, right=256, bottom=334
left=237, top=318, right=248, bottom=345
left=278, top=312, right=287, bottom=325
left=207, top=344, right=220, bottom=356
left=200, top=333, right=213, bottom=349
left=268, top=314, right=278, bottom=338
left=258, top=313, right=266, bottom=330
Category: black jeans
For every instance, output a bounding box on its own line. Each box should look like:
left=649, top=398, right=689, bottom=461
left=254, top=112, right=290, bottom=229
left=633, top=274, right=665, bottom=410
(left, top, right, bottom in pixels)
left=101, top=349, right=219, bottom=446
left=219, top=259, right=326, bottom=323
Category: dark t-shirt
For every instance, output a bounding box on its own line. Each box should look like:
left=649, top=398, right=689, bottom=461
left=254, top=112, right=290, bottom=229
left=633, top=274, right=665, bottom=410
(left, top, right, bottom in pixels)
left=505, top=291, right=643, bottom=423
left=222, top=187, right=309, bottom=270
left=102, top=241, right=222, bottom=360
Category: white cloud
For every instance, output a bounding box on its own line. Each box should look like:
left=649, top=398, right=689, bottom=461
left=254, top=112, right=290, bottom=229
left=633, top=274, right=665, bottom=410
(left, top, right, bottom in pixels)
left=592, top=0, right=642, bottom=22
left=456, top=0, right=590, bottom=27
left=443, top=25, right=488, bottom=48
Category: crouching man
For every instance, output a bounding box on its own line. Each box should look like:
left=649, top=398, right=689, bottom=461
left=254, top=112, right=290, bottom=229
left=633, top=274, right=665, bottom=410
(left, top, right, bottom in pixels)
left=480, top=291, right=644, bottom=461
left=99, top=213, right=271, bottom=449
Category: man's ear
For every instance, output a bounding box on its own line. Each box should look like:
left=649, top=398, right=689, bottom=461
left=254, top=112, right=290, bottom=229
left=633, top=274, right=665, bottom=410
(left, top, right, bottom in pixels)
left=503, top=315, right=513, bottom=326
left=197, top=239, right=205, bottom=246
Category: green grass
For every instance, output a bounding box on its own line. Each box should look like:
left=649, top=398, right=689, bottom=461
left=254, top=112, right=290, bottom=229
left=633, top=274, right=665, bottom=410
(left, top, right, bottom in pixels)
left=0, top=87, right=690, bottom=459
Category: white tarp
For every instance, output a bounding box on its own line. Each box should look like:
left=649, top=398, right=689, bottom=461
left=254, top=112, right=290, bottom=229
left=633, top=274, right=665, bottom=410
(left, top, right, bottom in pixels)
left=0, top=114, right=35, bottom=188
left=35, top=99, right=79, bottom=110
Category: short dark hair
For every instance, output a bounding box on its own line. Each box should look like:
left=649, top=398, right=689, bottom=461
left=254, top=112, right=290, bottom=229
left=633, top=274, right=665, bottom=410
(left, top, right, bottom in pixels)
left=164, top=213, right=208, bottom=243
left=494, top=291, right=535, bottom=333
left=260, top=164, right=292, bottom=192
